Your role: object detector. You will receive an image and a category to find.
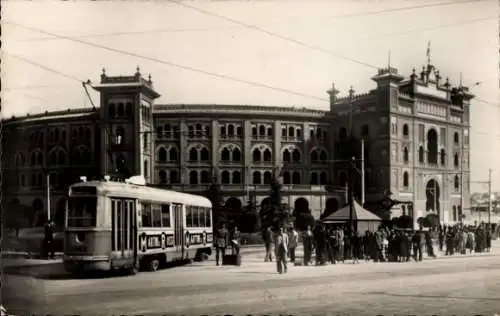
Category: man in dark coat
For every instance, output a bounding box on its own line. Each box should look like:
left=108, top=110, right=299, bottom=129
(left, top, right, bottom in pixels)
left=215, top=223, right=228, bottom=266
left=263, top=226, right=274, bottom=262
left=43, top=220, right=55, bottom=259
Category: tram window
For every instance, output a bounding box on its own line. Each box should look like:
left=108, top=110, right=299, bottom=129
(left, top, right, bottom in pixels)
left=192, top=206, right=200, bottom=227
left=199, top=207, right=206, bottom=227
left=161, top=204, right=171, bottom=227
left=186, top=206, right=193, bottom=227
left=206, top=208, right=211, bottom=227
left=67, top=197, right=97, bottom=227
left=142, top=203, right=152, bottom=227
left=151, top=205, right=162, bottom=227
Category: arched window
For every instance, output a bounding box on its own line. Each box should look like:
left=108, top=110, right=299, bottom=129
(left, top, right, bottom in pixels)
left=236, top=126, right=242, bottom=136
left=282, top=128, right=287, bottom=137
left=263, top=149, right=272, bottom=162
left=283, top=149, right=291, bottom=163
left=454, top=175, right=460, bottom=190
left=117, top=103, right=125, bottom=117
left=267, top=127, right=273, bottom=137
left=221, top=148, right=230, bottom=161
left=15, top=153, right=25, bottom=167
left=403, top=147, right=409, bottom=163
left=264, top=171, right=272, bottom=184
left=189, top=125, right=195, bottom=138
left=454, top=132, right=459, bottom=144
left=440, top=149, right=446, bottom=166
left=292, top=149, right=301, bottom=163
left=228, top=124, right=235, bottom=136
left=403, top=124, right=409, bottom=137
left=253, top=127, right=258, bottom=136
left=189, top=171, right=198, bottom=185
left=454, top=153, right=460, bottom=168
left=232, top=148, right=241, bottom=162
left=158, top=170, right=167, bottom=184
left=232, top=171, right=241, bottom=184
left=319, top=150, right=327, bottom=163
left=310, top=172, right=318, bottom=185
left=169, top=147, right=178, bottom=162
left=205, top=126, right=211, bottom=137
left=427, top=129, right=438, bottom=164
left=283, top=171, right=291, bottom=184
left=170, top=170, right=179, bottom=183
left=259, top=126, right=265, bottom=136
left=253, top=171, right=261, bottom=184
left=189, top=148, right=198, bottom=161
left=221, top=171, right=230, bottom=184
left=108, top=104, right=116, bottom=117
left=310, top=150, right=319, bottom=163
left=418, top=146, right=424, bottom=163
left=156, top=126, right=163, bottom=138
left=201, top=170, right=210, bottom=184
left=115, top=126, right=125, bottom=145
left=253, top=149, right=261, bottom=162
left=158, top=147, right=167, bottom=162
left=288, top=127, right=295, bottom=137
left=292, top=172, right=301, bottom=185
left=403, top=172, right=409, bottom=188
left=200, top=148, right=209, bottom=161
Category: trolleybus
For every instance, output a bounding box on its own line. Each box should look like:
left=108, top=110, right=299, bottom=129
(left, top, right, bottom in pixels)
left=63, top=178, right=213, bottom=274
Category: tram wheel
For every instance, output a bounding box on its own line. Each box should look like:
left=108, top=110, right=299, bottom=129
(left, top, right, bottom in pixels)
left=149, top=259, right=160, bottom=272
left=129, top=264, right=138, bottom=275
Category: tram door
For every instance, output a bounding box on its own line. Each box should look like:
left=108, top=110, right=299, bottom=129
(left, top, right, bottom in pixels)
left=173, top=203, right=184, bottom=258
left=111, top=199, right=136, bottom=266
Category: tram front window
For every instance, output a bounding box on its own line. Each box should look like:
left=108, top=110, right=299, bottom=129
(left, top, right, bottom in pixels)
left=67, top=197, right=97, bottom=227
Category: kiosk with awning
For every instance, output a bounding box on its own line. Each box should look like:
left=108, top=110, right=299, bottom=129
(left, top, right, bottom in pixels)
left=321, top=201, right=382, bottom=233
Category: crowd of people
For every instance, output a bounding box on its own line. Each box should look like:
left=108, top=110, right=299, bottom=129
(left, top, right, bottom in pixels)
left=213, top=221, right=495, bottom=274
left=260, top=222, right=495, bottom=273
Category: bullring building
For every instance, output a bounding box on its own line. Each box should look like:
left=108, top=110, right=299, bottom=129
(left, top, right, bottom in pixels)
left=2, top=62, right=473, bottom=228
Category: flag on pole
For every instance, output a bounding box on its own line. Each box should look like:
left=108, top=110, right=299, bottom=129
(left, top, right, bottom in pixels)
left=426, top=41, right=431, bottom=64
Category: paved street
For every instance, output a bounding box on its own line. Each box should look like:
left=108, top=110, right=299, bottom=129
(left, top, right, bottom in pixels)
left=3, top=255, right=500, bottom=315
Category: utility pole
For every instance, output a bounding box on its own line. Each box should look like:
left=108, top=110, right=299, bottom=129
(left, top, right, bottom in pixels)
left=46, top=174, right=51, bottom=222
left=488, top=168, right=492, bottom=227
left=460, top=140, right=465, bottom=224
left=348, top=157, right=355, bottom=236
left=361, top=138, right=365, bottom=206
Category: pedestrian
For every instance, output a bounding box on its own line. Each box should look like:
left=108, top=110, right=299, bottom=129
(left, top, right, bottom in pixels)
left=215, top=223, right=228, bottom=266
left=230, top=226, right=241, bottom=256
left=351, top=231, right=362, bottom=264
left=275, top=226, right=289, bottom=274
left=263, top=226, right=274, bottom=262
left=302, top=225, right=314, bottom=266
left=313, top=223, right=326, bottom=265
left=337, top=226, right=345, bottom=263
left=288, top=226, right=298, bottom=263
left=438, top=227, right=445, bottom=252
left=425, top=231, right=435, bottom=258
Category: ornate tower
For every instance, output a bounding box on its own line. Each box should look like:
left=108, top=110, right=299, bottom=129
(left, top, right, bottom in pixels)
left=93, top=67, right=160, bottom=183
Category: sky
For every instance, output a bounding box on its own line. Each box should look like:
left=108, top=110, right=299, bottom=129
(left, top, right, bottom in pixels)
left=2, top=0, right=499, bottom=192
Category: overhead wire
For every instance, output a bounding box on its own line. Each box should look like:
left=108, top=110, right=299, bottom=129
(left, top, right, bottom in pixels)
left=11, top=0, right=486, bottom=43
left=4, top=21, right=329, bottom=102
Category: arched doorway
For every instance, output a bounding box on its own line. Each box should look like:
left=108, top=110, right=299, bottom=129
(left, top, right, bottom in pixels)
left=55, top=198, right=67, bottom=227
left=425, top=179, right=440, bottom=214
left=321, top=198, right=339, bottom=219
left=427, top=129, right=438, bottom=164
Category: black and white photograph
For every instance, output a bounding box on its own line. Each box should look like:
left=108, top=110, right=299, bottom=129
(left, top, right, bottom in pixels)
left=1, top=0, right=499, bottom=315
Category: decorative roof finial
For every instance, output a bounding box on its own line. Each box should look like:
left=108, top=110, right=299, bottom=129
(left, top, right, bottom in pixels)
left=388, top=50, right=391, bottom=69
left=426, top=40, right=431, bottom=65
left=102, top=67, right=106, bottom=76
left=412, top=68, right=416, bottom=75
left=136, top=66, right=141, bottom=75
left=148, top=74, right=152, bottom=82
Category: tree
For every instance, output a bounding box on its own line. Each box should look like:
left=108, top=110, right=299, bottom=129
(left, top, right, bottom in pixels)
left=206, top=177, right=225, bottom=230
left=3, top=200, right=32, bottom=236
left=238, top=200, right=261, bottom=233
left=423, top=213, right=440, bottom=229
left=260, top=177, right=286, bottom=231
left=396, top=215, right=412, bottom=229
